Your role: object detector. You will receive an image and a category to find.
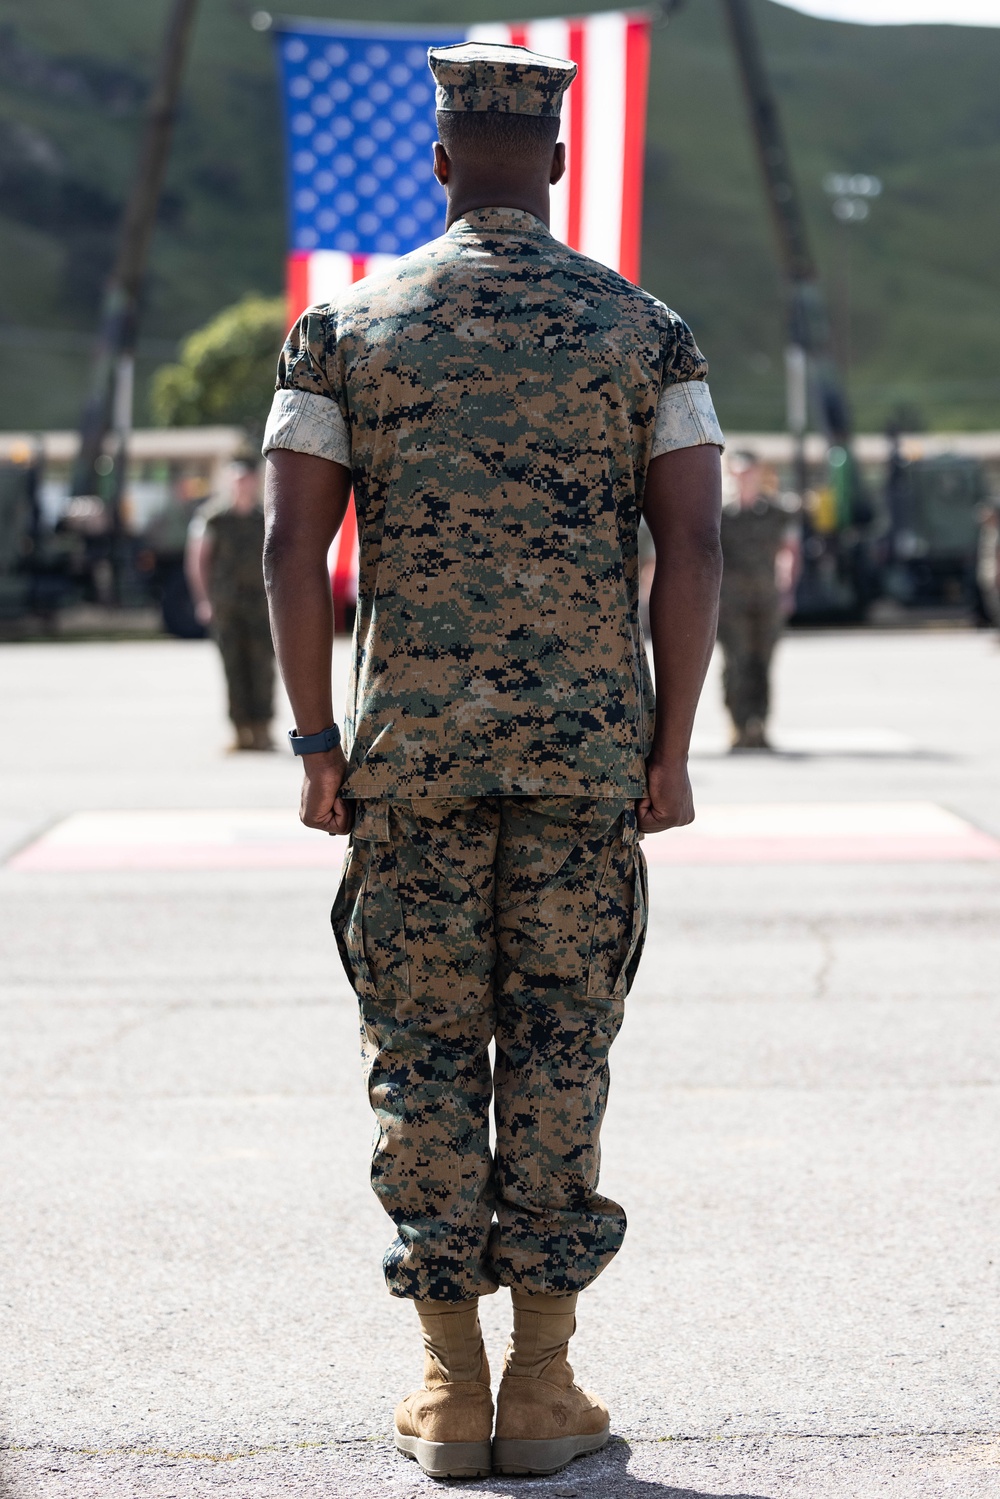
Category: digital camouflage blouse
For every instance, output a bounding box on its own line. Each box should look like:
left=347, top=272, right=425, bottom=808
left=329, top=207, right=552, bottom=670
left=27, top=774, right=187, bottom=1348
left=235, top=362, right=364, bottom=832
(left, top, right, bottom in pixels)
left=264, top=206, right=723, bottom=799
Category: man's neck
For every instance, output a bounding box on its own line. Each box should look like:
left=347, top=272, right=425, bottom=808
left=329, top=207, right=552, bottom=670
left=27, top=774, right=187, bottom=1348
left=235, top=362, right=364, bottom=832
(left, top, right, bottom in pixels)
left=445, top=187, right=549, bottom=230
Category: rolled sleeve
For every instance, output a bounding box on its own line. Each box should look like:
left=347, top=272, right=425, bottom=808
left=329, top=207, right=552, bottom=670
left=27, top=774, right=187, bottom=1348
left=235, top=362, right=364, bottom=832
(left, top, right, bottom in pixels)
left=650, top=380, right=725, bottom=458
left=262, top=388, right=352, bottom=467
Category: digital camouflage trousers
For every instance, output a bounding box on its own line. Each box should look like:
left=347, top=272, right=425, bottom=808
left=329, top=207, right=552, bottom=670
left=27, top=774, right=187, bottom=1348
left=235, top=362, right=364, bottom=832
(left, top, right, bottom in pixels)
left=331, top=796, right=648, bottom=1303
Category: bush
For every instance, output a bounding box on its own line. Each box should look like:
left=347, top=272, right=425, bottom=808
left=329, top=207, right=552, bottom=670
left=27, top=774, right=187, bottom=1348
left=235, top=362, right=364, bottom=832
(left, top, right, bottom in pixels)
left=151, top=294, right=287, bottom=446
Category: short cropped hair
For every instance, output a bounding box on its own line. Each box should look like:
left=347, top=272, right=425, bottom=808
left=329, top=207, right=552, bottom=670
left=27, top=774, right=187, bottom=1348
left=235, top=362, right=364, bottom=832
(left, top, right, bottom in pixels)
left=436, top=110, right=559, bottom=166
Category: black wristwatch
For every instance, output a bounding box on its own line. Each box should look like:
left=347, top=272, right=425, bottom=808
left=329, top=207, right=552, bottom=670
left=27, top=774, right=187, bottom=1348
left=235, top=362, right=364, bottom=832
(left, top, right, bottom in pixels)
left=288, top=723, right=341, bottom=756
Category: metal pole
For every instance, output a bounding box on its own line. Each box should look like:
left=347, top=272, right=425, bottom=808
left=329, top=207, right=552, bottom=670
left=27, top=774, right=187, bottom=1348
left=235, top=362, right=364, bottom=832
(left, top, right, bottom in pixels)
left=106, top=353, right=136, bottom=604
left=70, top=0, right=200, bottom=505
left=785, top=342, right=808, bottom=498
left=719, top=0, right=850, bottom=448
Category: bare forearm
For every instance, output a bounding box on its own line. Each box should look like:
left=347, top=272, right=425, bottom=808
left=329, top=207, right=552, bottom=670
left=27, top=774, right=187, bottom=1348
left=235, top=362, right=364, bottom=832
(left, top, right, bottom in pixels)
left=263, top=447, right=351, bottom=737
left=264, top=545, right=335, bottom=734
left=262, top=448, right=354, bottom=835
left=647, top=539, right=722, bottom=763
left=637, top=442, right=722, bottom=833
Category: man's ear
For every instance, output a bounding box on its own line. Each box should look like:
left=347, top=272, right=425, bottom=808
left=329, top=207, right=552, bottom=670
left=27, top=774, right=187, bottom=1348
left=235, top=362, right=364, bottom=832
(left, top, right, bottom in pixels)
left=550, top=142, right=566, bottom=186
left=433, top=141, right=450, bottom=185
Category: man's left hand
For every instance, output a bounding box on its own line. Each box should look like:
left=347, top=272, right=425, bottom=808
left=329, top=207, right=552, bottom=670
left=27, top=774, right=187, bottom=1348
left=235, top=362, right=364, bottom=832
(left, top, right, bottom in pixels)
left=300, top=745, right=354, bottom=836
left=637, top=758, right=695, bottom=834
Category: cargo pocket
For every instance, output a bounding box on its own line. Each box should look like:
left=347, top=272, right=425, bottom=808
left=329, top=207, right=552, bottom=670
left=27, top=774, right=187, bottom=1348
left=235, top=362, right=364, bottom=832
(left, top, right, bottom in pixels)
left=330, top=802, right=408, bottom=1017
left=331, top=838, right=374, bottom=1002
left=623, top=834, right=648, bottom=995
left=587, top=806, right=648, bottom=1000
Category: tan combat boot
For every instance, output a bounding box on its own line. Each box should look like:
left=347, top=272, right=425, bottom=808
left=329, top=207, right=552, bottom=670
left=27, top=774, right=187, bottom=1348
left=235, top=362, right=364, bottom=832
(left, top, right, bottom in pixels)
left=394, top=1298, right=493, bottom=1479
left=227, top=724, right=254, bottom=753
left=493, top=1290, right=610, bottom=1476
left=743, top=716, right=770, bottom=750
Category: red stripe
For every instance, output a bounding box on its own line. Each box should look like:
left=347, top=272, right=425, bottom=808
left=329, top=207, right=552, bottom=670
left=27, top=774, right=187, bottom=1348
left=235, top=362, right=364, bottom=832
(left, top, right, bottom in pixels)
left=508, top=24, right=528, bottom=46
left=619, top=17, right=652, bottom=284
left=565, top=22, right=586, bottom=252
left=350, top=256, right=368, bottom=283
left=330, top=496, right=358, bottom=632
left=286, top=252, right=311, bottom=325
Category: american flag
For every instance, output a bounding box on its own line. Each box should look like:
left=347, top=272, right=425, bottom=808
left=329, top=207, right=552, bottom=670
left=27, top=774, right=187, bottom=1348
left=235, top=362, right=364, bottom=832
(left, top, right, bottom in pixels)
left=271, top=10, right=653, bottom=626
left=273, top=11, right=653, bottom=314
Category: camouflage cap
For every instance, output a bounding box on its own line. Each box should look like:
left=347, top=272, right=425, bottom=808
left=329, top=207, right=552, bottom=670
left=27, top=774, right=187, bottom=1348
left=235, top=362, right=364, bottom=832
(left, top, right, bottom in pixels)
left=428, top=41, right=577, bottom=118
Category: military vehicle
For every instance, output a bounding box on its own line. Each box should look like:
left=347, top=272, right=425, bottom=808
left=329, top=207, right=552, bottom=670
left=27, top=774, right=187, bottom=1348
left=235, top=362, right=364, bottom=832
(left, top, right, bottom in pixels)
left=0, top=448, right=88, bottom=623
left=882, top=450, right=989, bottom=610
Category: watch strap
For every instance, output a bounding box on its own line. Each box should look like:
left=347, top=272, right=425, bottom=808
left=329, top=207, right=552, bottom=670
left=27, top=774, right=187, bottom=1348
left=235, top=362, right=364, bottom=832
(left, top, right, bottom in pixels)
left=288, top=723, right=341, bottom=756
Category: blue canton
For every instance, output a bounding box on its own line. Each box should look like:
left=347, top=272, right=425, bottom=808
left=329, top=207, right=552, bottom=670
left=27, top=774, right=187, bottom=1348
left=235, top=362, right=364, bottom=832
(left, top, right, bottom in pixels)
left=274, top=24, right=465, bottom=258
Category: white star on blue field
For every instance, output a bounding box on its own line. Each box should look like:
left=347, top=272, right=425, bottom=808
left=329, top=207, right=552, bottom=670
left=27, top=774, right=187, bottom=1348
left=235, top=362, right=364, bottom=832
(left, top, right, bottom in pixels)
left=277, top=28, right=464, bottom=258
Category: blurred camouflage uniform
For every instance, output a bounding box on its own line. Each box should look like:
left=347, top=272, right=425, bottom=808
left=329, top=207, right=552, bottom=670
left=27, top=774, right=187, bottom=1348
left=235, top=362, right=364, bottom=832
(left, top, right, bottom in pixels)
left=192, top=492, right=274, bottom=733
left=976, top=498, right=1000, bottom=629
left=718, top=497, right=793, bottom=746
left=263, top=68, right=723, bottom=1300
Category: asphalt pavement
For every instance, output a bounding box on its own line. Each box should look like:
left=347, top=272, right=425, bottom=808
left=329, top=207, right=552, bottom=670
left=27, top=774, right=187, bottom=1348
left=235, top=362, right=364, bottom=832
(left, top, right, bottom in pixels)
left=1, top=626, right=999, bottom=1498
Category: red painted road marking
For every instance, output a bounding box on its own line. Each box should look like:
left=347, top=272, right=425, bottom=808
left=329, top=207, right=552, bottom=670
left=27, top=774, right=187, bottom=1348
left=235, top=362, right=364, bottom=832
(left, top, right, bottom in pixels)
left=7, top=811, right=344, bottom=873
left=7, top=804, right=999, bottom=873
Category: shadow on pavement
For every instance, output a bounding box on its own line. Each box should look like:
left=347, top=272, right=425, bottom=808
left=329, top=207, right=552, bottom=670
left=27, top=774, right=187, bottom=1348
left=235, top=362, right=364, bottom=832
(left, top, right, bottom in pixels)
left=456, top=1438, right=774, bottom=1498
left=588, top=1438, right=775, bottom=1498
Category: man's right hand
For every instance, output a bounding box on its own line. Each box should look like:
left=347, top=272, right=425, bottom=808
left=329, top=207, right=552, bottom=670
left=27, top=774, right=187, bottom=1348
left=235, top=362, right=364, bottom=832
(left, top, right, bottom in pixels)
left=640, top=445, right=721, bottom=837
left=300, top=745, right=354, bottom=836
left=637, top=757, right=695, bottom=835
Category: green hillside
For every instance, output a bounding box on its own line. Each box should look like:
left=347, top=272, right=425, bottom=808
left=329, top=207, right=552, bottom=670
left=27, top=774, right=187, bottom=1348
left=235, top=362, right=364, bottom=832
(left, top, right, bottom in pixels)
left=1, top=0, right=998, bottom=432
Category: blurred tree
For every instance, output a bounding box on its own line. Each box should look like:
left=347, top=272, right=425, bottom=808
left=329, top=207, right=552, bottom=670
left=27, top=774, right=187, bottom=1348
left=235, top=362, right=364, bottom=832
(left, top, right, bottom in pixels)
left=151, top=293, right=285, bottom=445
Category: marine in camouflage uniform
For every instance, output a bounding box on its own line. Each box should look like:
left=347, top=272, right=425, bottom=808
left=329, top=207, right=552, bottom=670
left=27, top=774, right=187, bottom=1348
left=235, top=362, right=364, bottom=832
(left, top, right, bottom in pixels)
left=265, top=200, right=720, bottom=1291
left=718, top=455, right=798, bottom=750
left=187, top=458, right=275, bottom=751
left=262, top=38, right=724, bottom=1479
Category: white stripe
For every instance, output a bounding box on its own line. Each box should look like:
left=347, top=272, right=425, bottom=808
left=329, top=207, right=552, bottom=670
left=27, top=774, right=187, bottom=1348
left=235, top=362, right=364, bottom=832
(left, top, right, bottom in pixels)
left=525, top=19, right=571, bottom=245
left=355, top=253, right=398, bottom=284
left=524, top=18, right=571, bottom=55
left=308, top=251, right=400, bottom=304
left=465, top=22, right=513, bottom=43
left=579, top=11, right=627, bottom=272
left=308, top=250, right=356, bottom=302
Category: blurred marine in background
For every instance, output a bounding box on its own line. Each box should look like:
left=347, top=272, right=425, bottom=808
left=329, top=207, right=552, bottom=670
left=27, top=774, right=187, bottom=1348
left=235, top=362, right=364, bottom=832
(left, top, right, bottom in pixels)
left=976, top=493, right=1000, bottom=633
left=719, top=450, right=801, bottom=750
left=186, top=457, right=275, bottom=751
